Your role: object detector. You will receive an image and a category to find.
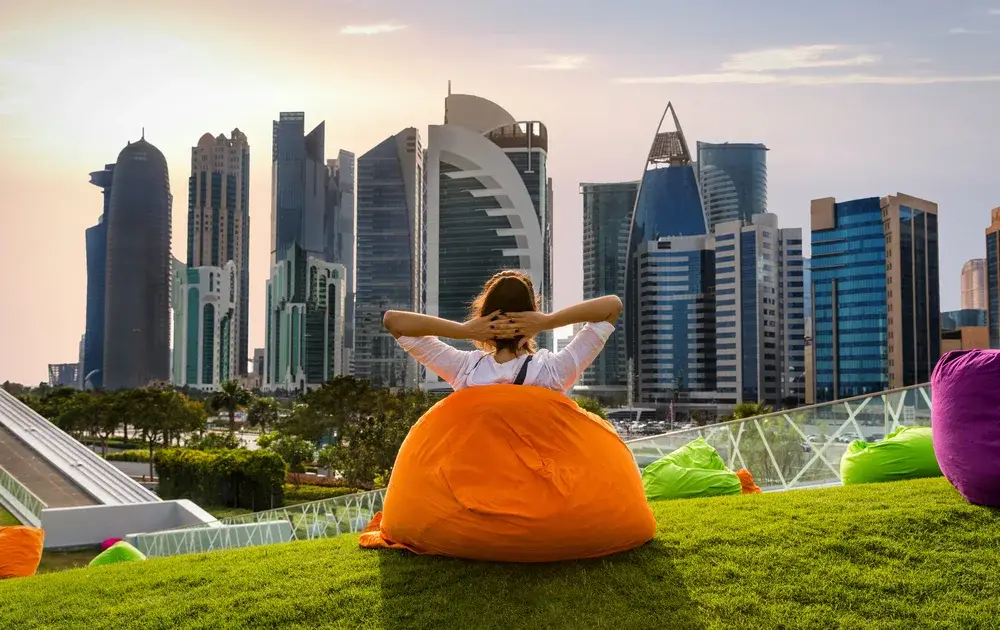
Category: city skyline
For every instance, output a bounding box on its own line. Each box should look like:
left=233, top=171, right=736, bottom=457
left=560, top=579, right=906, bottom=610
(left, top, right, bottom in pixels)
left=3, top=1, right=1000, bottom=384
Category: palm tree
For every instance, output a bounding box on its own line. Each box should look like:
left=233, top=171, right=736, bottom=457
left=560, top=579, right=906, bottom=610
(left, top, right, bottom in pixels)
left=246, top=397, right=279, bottom=433
left=211, top=380, right=253, bottom=433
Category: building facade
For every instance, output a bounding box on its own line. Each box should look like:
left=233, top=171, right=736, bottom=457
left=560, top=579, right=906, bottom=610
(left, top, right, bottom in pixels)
left=579, top=181, right=638, bottom=396
left=271, top=112, right=326, bottom=263
left=634, top=236, right=716, bottom=411
left=264, top=245, right=346, bottom=391
left=83, top=163, right=114, bottom=390
left=713, top=214, right=805, bottom=410
left=354, top=129, right=424, bottom=389
left=697, top=142, right=768, bottom=233
left=961, top=258, right=986, bottom=310
left=48, top=363, right=80, bottom=389
left=425, top=92, right=553, bottom=386
left=171, top=261, right=239, bottom=391
left=103, top=137, right=172, bottom=390
left=265, top=112, right=346, bottom=391
left=625, top=102, right=708, bottom=403
left=810, top=194, right=940, bottom=403
left=325, top=151, right=357, bottom=372
left=987, top=208, right=1000, bottom=348
left=187, top=130, right=250, bottom=377
left=941, top=308, right=989, bottom=353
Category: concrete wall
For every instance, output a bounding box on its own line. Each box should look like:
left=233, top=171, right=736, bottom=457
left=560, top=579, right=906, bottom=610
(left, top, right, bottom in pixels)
left=41, top=499, right=216, bottom=549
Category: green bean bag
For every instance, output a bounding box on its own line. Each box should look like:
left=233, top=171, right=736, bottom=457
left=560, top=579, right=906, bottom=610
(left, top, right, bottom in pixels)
left=88, top=541, right=147, bottom=568
left=641, top=437, right=742, bottom=501
left=840, top=426, right=942, bottom=486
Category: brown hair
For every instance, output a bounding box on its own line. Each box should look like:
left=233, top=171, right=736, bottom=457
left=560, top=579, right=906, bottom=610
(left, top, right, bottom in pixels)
left=469, top=270, right=539, bottom=354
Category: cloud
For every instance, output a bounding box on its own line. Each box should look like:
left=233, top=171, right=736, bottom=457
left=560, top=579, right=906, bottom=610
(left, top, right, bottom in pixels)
left=616, top=44, right=1000, bottom=86
left=617, top=72, right=1000, bottom=86
left=340, top=24, right=407, bottom=36
left=948, top=27, right=991, bottom=35
left=526, top=55, right=587, bottom=71
left=719, top=44, right=878, bottom=72
left=990, top=8, right=1000, bottom=15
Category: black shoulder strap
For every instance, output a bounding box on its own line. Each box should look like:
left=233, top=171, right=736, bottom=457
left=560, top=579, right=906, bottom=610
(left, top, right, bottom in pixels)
left=513, top=355, right=533, bottom=385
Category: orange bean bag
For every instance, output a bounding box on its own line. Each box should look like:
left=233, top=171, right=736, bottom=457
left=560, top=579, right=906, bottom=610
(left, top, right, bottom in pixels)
left=0, top=526, right=45, bottom=579
left=360, top=385, right=656, bottom=562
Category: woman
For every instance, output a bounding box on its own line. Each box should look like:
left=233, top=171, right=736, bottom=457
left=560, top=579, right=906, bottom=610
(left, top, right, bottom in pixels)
left=383, top=270, right=621, bottom=393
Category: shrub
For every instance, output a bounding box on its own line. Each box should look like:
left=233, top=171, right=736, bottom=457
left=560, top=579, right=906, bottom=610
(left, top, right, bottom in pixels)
left=186, top=432, right=242, bottom=451
left=154, top=448, right=285, bottom=511
left=105, top=450, right=151, bottom=463
left=285, top=473, right=350, bottom=488
left=282, top=484, right=363, bottom=505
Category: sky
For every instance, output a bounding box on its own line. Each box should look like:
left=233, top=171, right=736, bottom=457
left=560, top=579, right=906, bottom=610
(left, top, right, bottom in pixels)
left=2, top=0, right=999, bottom=385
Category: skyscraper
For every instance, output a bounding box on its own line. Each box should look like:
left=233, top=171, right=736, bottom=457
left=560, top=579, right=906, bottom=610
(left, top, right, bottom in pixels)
left=182, top=130, right=250, bottom=380
left=697, top=142, right=768, bottom=233
left=810, top=194, right=940, bottom=403
left=986, top=208, right=1000, bottom=348
left=171, top=261, right=239, bottom=390
left=264, top=112, right=346, bottom=391
left=354, top=129, right=423, bottom=389
left=325, top=151, right=357, bottom=371
left=103, top=136, right=172, bottom=390
left=579, top=181, right=638, bottom=397
left=625, top=102, right=707, bottom=403
left=713, top=214, right=805, bottom=409
left=264, top=246, right=347, bottom=391
left=270, top=112, right=326, bottom=263
left=425, top=91, right=553, bottom=383
left=83, top=163, right=114, bottom=390
left=961, top=258, right=987, bottom=310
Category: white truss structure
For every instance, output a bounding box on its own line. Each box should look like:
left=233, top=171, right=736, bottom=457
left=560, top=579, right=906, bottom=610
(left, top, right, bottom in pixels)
left=626, top=384, right=932, bottom=492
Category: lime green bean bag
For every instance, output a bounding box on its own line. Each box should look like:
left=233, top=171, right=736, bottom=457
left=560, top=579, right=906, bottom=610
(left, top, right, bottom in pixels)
left=88, top=541, right=147, bottom=568
left=840, top=426, right=942, bottom=486
left=641, top=437, right=742, bottom=501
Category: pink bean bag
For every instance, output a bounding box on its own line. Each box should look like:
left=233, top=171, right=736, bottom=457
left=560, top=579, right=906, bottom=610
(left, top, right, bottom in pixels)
left=101, top=537, right=123, bottom=551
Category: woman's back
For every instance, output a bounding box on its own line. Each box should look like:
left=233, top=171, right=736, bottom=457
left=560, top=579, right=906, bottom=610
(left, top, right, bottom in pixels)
left=396, top=321, right=614, bottom=393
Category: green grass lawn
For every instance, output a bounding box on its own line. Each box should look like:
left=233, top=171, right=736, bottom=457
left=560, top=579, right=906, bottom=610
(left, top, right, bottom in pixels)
left=0, top=506, right=18, bottom=526
left=2, top=478, right=999, bottom=629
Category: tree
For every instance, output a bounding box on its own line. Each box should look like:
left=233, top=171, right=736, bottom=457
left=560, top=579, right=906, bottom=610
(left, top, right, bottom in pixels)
left=317, top=388, right=431, bottom=489
left=265, top=434, right=315, bottom=484
left=210, top=380, right=253, bottom=433
left=279, top=376, right=372, bottom=445
left=64, top=391, right=120, bottom=456
left=246, top=397, right=279, bottom=433
left=573, top=396, right=607, bottom=419
left=726, top=402, right=773, bottom=422
left=124, top=388, right=192, bottom=478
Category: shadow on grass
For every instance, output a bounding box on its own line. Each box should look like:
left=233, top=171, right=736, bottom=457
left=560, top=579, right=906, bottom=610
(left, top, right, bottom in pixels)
left=374, top=538, right=705, bottom=630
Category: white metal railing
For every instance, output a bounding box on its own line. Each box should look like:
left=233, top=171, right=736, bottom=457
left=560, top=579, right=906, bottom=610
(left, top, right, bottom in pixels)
left=131, top=489, right=387, bottom=557
left=0, top=464, right=47, bottom=527
left=626, top=383, right=932, bottom=491
left=0, top=388, right=159, bottom=505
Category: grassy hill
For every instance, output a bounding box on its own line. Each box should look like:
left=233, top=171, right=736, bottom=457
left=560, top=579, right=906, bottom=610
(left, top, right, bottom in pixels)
left=2, top=478, right=998, bottom=629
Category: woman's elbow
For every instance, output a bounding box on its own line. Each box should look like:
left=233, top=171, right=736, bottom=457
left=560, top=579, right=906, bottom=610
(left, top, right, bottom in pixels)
left=383, top=310, right=402, bottom=337
left=606, top=295, right=623, bottom=322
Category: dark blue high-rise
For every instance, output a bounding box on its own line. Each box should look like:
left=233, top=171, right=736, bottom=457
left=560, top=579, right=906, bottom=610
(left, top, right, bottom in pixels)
left=624, top=102, right=708, bottom=400
left=83, top=164, right=114, bottom=389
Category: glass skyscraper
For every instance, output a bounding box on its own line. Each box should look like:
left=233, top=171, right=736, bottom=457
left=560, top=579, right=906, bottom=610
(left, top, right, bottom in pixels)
left=325, top=151, right=357, bottom=372
left=354, top=129, right=424, bottom=389
left=986, top=208, right=1000, bottom=348
left=83, top=163, right=114, bottom=390
left=625, top=102, right=708, bottom=403
left=426, top=92, right=552, bottom=385
left=579, top=181, right=638, bottom=395
left=810, top=194, right=940, bottom=403
left=697, top=142, right=768, bottom=232
left=103, top=137, right=172, bottom=390
left=271, top=112, right=326, bottom=264
left=713, top=214, right=805, bottom=409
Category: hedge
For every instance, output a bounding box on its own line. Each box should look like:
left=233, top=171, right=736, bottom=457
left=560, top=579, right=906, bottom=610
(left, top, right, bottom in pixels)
left=283, top=484, right=362, bottom=505
left=285, top=472, right=353, bottom=488
left=154, top=448, right=286, bottom=511
left=105, top=450, right=151, bottom=463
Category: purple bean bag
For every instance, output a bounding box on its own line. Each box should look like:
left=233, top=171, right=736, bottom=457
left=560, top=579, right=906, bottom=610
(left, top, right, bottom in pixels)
left=931, top=349, right=1000, bottom=507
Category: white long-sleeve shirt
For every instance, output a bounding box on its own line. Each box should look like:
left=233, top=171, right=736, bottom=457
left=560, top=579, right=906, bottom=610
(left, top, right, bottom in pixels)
left=396, top=321, right=615, bottom=393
